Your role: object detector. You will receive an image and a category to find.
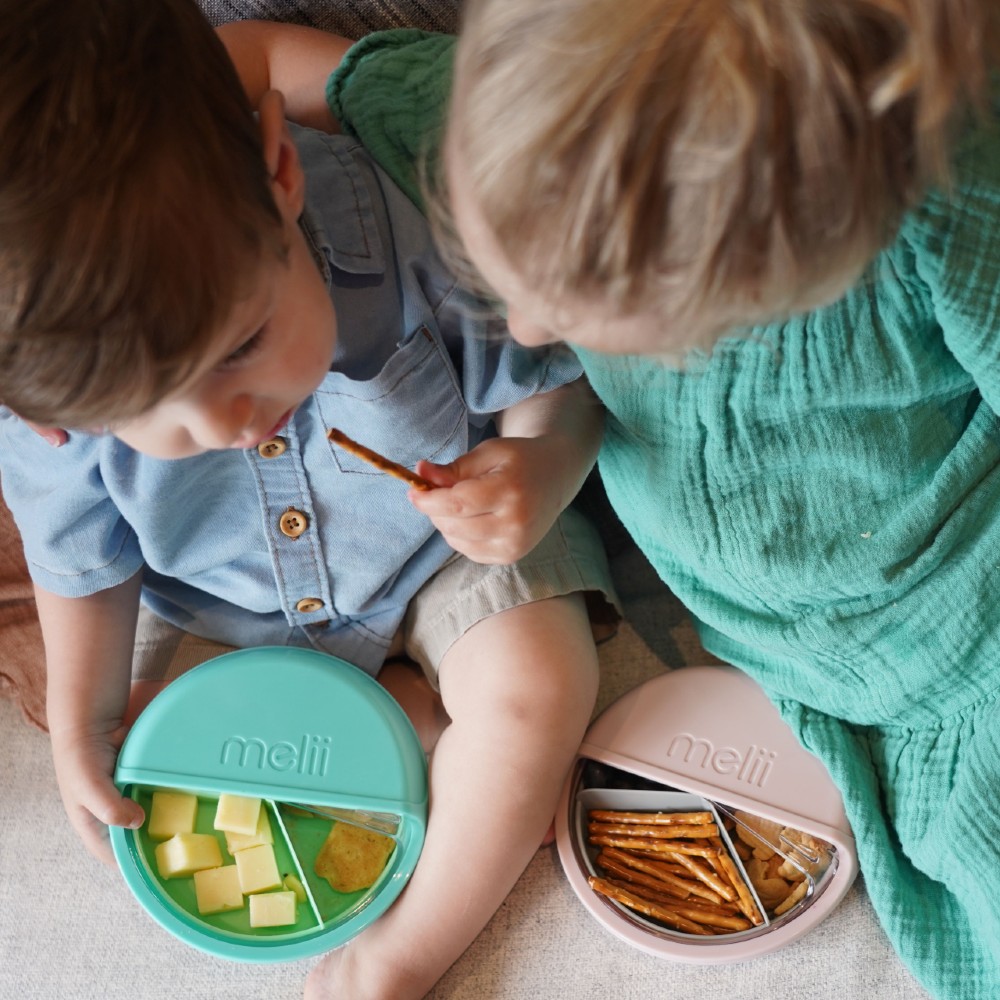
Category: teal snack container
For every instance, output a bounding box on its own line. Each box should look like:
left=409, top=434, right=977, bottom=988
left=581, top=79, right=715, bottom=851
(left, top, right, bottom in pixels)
left=110, top=646, right=427, bottom=962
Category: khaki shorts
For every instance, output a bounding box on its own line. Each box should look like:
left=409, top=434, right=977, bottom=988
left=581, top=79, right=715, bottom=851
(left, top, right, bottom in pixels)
left=132, top=506, right=619, bottom=689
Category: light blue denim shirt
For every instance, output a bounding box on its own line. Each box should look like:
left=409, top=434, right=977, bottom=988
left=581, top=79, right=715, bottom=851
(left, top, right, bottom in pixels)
left=0, top=126, right=582, bottom=674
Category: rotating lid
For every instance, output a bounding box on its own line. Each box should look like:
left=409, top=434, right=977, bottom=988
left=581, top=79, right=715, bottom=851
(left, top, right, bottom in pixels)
left=579, top=664, right=849, bottom=842
left=115, top=646, right=426, bottom=818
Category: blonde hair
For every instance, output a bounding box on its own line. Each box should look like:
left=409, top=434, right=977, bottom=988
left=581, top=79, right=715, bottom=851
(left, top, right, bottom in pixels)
left=448, top=0, right=998, bottom=347
left=0, top=0, right=285, bottom=427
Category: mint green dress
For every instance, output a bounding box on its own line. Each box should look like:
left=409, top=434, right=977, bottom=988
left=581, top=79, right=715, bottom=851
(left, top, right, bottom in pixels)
left=329, top=30, right=1000, bottom=998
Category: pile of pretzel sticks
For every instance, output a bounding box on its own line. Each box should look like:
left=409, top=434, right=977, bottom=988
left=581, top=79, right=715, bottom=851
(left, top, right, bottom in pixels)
left=586, top=808, right=765, bottom=936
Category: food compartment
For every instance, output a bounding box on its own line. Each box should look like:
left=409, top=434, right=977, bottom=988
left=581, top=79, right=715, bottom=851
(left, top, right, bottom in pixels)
left=126, top=785, right=399, bottom=941
left=276, top=803, right=398, bottom=925
left=570, top=761, right=839, bottom=943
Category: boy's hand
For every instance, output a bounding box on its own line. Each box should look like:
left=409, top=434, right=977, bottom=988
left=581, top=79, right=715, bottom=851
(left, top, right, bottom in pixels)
left=409, top=436, right=569, bottom=564
left=50, top=719, right=144, bottom=866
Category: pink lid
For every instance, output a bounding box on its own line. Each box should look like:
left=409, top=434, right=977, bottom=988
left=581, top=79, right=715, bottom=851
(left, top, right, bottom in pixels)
left=555, top=665, right=858, bottom=963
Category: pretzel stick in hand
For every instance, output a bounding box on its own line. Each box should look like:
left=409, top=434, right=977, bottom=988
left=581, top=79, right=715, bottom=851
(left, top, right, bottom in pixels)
left=327, top=428, right=434, bottom=491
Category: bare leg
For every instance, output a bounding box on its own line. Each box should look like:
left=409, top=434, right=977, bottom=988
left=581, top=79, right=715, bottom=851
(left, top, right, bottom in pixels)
left=378, top=659, right=452, bottom=755
left=304, top=594, right=599, bottom=1000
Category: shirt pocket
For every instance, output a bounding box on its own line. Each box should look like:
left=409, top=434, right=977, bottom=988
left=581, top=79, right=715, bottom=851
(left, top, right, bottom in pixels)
left=315, top=325, right=468, bottom=475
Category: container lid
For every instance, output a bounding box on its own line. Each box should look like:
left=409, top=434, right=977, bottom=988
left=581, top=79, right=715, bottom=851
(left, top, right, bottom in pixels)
left=579, top=664, right=850, bottom=843
left=115, top=646, right=426, bottom=817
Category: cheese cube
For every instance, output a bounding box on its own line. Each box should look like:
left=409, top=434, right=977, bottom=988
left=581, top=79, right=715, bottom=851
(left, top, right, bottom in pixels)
left=224, top=806, right=273, bottom=854
left=154, top=833, right=223, bottom=879
left=147, top=790, right=198, bottom=841
left=249, top=890, right=297, bottom=928
left=282, top=873, right=308, bottom=903
left=214, top=794, right=263, bottom=836
left=234, top=843, right=282, bottom=894
left=193, top=864, right=245, bottom=915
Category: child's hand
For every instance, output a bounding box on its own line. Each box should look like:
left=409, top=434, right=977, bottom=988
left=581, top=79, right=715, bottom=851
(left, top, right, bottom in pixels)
left=50, top=719, right=145, bottom=866
left=409, top=436, right=569, bottom=564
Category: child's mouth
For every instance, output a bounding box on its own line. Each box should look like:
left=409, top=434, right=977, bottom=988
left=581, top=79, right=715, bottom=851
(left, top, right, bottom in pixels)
left=250, top=409, right=293, bottom=447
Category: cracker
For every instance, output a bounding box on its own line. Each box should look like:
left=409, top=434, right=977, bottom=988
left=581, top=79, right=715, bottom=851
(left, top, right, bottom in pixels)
left=314, top=821, right=395, bottom=893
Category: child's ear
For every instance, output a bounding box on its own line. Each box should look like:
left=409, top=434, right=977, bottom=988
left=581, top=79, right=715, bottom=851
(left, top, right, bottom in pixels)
left=257, top=90, right=305, bottom=222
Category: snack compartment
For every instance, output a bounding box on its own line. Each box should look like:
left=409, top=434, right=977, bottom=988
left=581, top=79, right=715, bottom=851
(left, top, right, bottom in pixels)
left=275, top=803, right=399, bottom=926
left=576, top=786, right=768, bottom=939
left=123, top=784, right=413, bottom=946
left=562, top=758, right=843, bottom=957
left=572, top=760, right=838, bottom=946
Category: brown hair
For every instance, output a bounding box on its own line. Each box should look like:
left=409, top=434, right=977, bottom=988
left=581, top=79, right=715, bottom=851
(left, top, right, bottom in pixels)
left=448, top=0, right=999, bottom=347
left=0, top=0, right=285, bottom=426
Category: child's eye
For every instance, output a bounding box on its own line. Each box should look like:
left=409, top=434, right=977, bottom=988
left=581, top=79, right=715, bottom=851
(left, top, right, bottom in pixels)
left=218, top=328, right=266, bottom=369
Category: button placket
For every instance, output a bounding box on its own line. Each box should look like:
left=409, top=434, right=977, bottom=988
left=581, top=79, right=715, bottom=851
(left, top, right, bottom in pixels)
left=244, top=419, right=334, bottom=628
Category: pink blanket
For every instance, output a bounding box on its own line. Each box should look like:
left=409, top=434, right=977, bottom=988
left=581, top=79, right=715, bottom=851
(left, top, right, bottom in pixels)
left=0, top=498, right=47, bottom=731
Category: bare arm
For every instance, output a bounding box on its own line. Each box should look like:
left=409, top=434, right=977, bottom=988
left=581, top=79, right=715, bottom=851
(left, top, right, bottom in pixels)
left=494, top=377, right=604, bottom=512
left=39, top=572, right=145, bottom=865
left=217, top=20, right=354, bottom=132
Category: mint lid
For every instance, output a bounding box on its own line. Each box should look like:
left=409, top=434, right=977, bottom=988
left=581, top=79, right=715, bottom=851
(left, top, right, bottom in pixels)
left=115, top=647, right=426, bottom=817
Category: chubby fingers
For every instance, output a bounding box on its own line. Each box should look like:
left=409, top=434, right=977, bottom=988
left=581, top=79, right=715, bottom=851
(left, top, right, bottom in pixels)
left=408, top=458, right=506, bottom=519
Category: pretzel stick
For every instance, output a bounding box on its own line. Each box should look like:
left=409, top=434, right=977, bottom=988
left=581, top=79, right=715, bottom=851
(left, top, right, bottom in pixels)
left=588, top=877, right=713, bottom=935
left=327, top=428, right=434, bottom=490
left=598, top=858, right=744, bottom=919
left=602, top=878, right=739, bottom=920
left=710, top=838, right=765, bottom=925
left=662, top=903, right=753, bottom=933
left=589, top=835, right=717, bottom=858
left=588, top=822, right=719, bottom=840
left=600, top=878, right=749, bottom=934
left=588, top=810, right=715, bottom=826
left=596, top=855, right=692, bottom=900
left=666, top=851, right=737, bottom=901
left=598, top=847, right=724, bottom=904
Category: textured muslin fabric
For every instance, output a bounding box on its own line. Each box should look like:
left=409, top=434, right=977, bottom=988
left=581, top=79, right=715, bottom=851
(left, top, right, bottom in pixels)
left=195, top=0, right=458, bottom=35
left=325, top=28, right=1000, bottom=1000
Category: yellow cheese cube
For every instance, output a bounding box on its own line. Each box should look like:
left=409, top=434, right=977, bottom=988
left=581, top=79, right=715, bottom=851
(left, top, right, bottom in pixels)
left=234, top=843, right=282, bottom=894
left=147, top=790, right=198, bottom=841
left=282, top=873, right=308, bottom=903
left=154, top=833, right=223, bottom=879
left=214, top=794, right=263, bottom=836
left=193, top=864, right=245, bottom=915
left=224, top=806, right=273, bottom=854
left=248, top=890, right=297, bottom=928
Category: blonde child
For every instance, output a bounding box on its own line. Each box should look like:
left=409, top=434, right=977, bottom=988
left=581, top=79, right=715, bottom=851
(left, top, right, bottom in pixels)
left=0, top=3, right=620, bottom=1000
left=226, top=2, right=1000, bottom=997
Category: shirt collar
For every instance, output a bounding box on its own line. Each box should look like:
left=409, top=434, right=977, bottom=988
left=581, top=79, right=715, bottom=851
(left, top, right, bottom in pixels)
left=291, top=123, right=386, bottom=280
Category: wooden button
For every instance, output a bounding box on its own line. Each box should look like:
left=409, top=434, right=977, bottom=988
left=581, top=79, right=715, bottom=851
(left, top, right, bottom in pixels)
left=295, top=597, right=324, bottom=613
left=279, top=508, right=308, bottom=538
left=257, top=437, right=287, bottom=458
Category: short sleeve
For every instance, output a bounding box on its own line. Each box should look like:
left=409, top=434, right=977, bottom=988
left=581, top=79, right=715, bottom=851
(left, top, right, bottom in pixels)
left=326, top=29, right=455, bottom=210
left=0, top=412, right=143, bottom=596
left=907, top=115, right=1000, bottom=414
left=433, top=284, right=584, bottom=423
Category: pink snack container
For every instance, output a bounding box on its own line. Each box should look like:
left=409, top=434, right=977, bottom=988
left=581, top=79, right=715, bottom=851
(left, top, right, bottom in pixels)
left=555, top=664, right=858, bottom=962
